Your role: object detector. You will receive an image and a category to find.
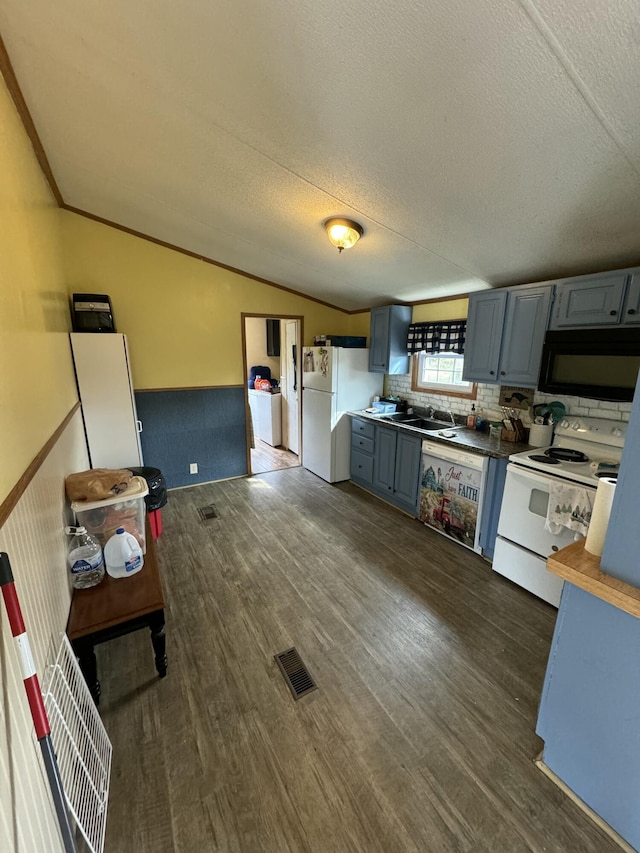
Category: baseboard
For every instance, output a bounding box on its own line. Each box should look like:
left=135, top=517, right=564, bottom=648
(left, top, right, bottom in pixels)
left=534, top=754, right=636, bottom=853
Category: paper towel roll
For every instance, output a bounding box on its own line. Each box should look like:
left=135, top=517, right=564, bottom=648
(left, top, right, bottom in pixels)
left=585, top=477, right=617, bottom=557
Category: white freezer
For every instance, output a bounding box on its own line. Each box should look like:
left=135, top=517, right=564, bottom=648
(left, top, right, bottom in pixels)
left=302, top=347, right=382, bottom=406
left=301, top=347, right=382, bottom=482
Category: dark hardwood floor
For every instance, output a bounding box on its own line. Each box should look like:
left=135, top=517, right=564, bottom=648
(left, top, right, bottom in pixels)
left=251, top=440, right=299, bottom=474
left=98, top=468, right=620, bottom=852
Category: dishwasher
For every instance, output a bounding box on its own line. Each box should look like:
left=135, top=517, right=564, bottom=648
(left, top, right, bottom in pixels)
left=419, top=440, right=489, bottom=553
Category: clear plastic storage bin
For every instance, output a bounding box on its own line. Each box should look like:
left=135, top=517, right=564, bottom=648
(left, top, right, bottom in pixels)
left=71, top=476, right=149, bottom=554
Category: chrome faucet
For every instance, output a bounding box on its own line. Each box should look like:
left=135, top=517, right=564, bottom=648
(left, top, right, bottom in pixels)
left=447, top=410, right=456, bottom=427
left=425, top=405, right=435, bottom=418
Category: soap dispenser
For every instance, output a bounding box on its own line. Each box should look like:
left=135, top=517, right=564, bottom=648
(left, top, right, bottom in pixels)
left=467, top=404, right=477, bottom=429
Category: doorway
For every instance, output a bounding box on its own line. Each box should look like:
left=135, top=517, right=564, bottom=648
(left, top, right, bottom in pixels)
left=242, top=313, right=303, bottom=475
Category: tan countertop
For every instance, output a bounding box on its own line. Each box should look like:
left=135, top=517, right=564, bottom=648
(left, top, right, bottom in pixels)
left=350, top=410, right=532, bottom=459
left=547, top=539, right=640, bottom=619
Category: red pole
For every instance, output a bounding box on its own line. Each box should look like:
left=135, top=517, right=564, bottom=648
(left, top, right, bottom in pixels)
left=0, top=551, right=77, bottom=852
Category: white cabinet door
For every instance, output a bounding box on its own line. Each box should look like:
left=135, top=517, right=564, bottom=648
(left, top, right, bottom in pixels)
left=70, top=333, right=143, bottom=468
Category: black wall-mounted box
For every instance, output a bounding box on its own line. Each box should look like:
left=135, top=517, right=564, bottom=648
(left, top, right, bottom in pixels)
left=71, top=293, right=115, bottom=333
left=266, top=318, right=280, bottom=357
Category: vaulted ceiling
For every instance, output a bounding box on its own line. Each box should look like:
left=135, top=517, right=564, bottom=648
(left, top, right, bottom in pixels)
left=2, top=0, right=640, bottom=310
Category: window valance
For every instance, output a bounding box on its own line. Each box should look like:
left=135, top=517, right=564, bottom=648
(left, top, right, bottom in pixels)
left=406, top=321, right=466, bottom=355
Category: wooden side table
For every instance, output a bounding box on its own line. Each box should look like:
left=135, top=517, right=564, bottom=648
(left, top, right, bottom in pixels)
left=66, top=519, right=167, bottom=705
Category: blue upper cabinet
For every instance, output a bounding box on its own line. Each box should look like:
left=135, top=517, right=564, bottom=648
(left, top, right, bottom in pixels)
left=622, top=274, right=640, bottom=325
left=464, top=286, right=552, bottom=387
left=369, top=305, right=412, bottom=374
left=500, top=286, right=552, bottom=385
left=550, top=273, right=627, bottom=328
left=462, top=290, right=507, bottom=383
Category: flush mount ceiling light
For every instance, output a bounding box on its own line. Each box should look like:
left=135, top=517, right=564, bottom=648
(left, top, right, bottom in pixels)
left=324, top=218, right=364, bottom=253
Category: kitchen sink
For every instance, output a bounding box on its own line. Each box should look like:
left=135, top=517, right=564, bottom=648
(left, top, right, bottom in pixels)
left=415, top=418, right=462, bottom=431
left=381, top=412, right=422, bottom=423
left=380, top=414, right=463, bottom=432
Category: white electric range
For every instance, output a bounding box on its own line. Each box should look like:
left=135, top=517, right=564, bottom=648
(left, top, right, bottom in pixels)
left=493, top=416, right=627, bottom=606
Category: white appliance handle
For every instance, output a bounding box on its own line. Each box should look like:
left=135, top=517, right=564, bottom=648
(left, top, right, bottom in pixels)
left=136, top=419, right=143, bottom=433
left=422, top=440, right=485, bottom=470
left=506, top=462, right=596, bottom=491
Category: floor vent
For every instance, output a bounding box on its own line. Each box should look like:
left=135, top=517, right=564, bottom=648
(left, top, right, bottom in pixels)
left=198, top=504, right=219, bottom=521
left=274, top=647, right=317, bottom=700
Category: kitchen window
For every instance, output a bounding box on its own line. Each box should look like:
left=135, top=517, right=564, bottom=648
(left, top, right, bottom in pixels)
left=412, top=352, right=477, bottom=398
left=407, top=319, right=476, bottom=399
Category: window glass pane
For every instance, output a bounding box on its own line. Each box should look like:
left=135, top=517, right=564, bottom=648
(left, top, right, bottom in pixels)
left=414, top=351, right=473, bottom=393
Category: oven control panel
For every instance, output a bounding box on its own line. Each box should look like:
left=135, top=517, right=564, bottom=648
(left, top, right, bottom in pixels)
left=555, top=416, right=627, bottom=448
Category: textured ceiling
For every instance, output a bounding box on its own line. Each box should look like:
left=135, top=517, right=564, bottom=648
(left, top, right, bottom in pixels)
left=2, top=0, right=640, bottom=310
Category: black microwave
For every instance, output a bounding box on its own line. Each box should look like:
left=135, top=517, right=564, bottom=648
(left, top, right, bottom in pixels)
left=538, top=327, right=640, bottom=401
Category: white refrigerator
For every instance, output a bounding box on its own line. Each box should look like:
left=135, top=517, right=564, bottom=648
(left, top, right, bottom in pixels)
left=70, top=333, right=144, bottom=469
left=302, top=347, right=383, bottom=482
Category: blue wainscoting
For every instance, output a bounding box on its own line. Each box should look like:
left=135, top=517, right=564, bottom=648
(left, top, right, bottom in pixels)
left=135, top=387, right=247, bottom=488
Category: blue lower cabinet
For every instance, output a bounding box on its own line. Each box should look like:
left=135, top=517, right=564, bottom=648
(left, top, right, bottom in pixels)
left=351, top=420, right=421, bottom=515
left=537, top=584, right=640, bottom=851
left=393, top=432, right=422, bottom=511
left=478, top=457, right=507, bottom=560
left=373, top=426, right=397, bottom=494
left=351, top=448, right=374, bottom=485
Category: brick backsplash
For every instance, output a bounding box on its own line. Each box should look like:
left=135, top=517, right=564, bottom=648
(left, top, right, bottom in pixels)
left=383, top=373, right=633, bottom=424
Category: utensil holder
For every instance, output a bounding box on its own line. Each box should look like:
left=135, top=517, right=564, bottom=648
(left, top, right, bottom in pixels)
left=529, top=423, right=553, bottom=447
left=500, top=427, right=530, bottom=443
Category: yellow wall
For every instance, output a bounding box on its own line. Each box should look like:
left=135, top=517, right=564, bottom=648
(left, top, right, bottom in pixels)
left=0, top=79, right=77, bottom=504
left=346, top=311, right=371, bottom=338
left=347, top=298, right=469, bottom=340
left=61, top=212, right=353, bottom=389
left=412, top=298, right=468, bottom=322
left=245, top=317, right=281, bottom=379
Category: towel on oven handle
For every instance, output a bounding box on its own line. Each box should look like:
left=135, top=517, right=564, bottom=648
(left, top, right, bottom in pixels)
left=544, top=481, right=593, bottom=537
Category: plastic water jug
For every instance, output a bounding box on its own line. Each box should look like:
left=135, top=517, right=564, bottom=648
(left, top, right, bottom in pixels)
left=104, top=527, right=144, bottom=578
left=65, top=526, right=105, bottom=589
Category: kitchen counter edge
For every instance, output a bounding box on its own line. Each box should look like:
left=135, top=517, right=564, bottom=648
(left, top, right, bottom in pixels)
left=547, top=539, right=640, bottom=619
left=349, top=411, right=532, bottom=459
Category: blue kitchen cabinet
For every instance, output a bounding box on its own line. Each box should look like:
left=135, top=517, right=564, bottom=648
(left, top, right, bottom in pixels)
left=499, top=286, right=552, bottom=386
left=462, top=290, right=507, bottom=383
left=351, top=418, right=422, bottom=516
left=350, top=417, right=376, bottom=486
left=369, top=305, right=412, bottom=374
left=373, top=425, right=421, bottom=513
left=477, top=456, right=507, bottom=560
left=622, top=273, right=640, bottom=325
left=550, top=273, right=627, bottom=328
left=463, top=285, right=551, bottom=387
left=373, top=425, right=397, bottom=493
left=537, top=584, right=640, bottom=852
left=393, top=431, right=422, bottom=512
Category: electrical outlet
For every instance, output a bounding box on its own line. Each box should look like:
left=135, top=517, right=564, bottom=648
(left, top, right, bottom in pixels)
left=190, top=463, right=198, bottom=474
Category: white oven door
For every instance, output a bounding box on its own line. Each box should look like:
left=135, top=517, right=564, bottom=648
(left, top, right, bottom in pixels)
left=497, top=463, right=595, bottom=558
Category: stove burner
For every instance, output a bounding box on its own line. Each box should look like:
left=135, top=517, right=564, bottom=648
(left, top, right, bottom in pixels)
left=529, top=454, right=561, bottom=464
left=545, top=448, right=589, bottom=463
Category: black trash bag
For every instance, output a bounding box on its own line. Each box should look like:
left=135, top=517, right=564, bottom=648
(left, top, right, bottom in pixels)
left=127, top=466, right=167, bottom=511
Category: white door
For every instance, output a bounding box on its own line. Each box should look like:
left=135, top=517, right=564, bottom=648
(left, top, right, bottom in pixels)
left=282, top=320, right=299, bottom=454
left=302, top=388, right=334, bottom=481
